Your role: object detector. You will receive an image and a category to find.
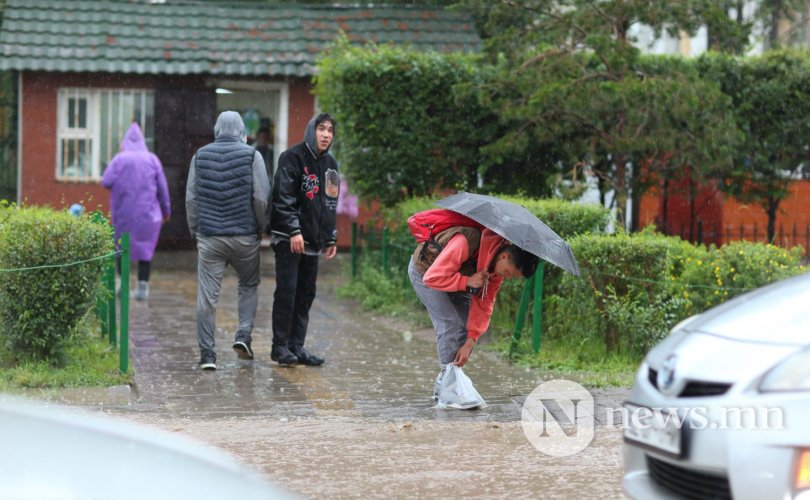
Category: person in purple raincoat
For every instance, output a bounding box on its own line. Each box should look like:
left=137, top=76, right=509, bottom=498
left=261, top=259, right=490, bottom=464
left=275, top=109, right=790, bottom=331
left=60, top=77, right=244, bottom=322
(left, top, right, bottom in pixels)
left=101, top=122, right=171, bottom=301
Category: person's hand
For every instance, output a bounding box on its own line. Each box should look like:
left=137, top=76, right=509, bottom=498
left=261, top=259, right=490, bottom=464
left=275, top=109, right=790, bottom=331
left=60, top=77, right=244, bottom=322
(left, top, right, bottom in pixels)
left=323, top=245, right=337, bottom=259
left=453, top=338, right=476, bottom=367
left=290, top=234, right=305, bottom=254
left=466, top=270, right=489, bottom=289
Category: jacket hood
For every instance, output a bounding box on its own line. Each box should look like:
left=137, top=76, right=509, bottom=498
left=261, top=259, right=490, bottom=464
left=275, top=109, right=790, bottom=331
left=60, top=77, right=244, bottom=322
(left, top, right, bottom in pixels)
left=119, top=123, right=148, bottom=153
left=214, top=111, right=247, bottom=143
left=477, top=229, right=507, bottom=272
left=304, top=113, right=336, bottom=158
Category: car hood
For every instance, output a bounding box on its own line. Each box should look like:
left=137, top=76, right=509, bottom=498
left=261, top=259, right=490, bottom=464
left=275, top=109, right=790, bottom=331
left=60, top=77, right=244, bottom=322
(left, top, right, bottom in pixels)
left=682, top=271, right=810, bottom=346
left=646, top=330, right=800, bottom=393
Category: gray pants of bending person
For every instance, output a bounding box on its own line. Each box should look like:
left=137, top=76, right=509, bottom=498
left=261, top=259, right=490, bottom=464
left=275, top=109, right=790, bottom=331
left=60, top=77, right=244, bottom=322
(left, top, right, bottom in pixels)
left=196, top=235, right=261, bottom=355
left=408, top=258, right=471, bottom=398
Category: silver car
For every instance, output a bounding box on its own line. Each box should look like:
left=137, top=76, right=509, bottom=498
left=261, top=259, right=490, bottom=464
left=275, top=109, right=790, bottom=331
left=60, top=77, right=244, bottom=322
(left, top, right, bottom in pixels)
left=623, top=271, right=810, bottom=500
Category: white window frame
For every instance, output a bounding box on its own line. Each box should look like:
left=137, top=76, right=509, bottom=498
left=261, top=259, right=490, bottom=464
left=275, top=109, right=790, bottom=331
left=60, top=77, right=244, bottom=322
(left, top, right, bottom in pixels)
left=56, top=87, right=154, bottom=182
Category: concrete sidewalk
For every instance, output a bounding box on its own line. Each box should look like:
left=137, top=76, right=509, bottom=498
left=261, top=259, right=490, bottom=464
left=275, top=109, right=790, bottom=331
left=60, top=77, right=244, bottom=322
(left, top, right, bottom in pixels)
left=67, top=249, right=629, bottom=498
left=90, top=249, right=627, bottom=422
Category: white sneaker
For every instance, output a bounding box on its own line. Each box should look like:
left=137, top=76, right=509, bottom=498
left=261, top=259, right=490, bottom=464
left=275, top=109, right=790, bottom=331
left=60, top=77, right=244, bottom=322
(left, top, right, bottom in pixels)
left=134, top=281, right=149, bottom=301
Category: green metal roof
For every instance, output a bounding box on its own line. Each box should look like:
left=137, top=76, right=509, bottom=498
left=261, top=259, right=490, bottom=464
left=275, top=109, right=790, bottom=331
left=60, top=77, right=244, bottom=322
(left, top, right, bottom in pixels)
left=0, top=0, right=480, bottom=76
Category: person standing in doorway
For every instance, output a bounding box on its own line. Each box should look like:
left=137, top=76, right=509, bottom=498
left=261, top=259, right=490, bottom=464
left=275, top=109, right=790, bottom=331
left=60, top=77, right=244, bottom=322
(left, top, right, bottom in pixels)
left=254, top=124, right=274, bottom=182
left=269, top=113, right=339, bottom=366
left=186, top=111, right=271, bottom=371
left=101, top=122, right=171, bottom=301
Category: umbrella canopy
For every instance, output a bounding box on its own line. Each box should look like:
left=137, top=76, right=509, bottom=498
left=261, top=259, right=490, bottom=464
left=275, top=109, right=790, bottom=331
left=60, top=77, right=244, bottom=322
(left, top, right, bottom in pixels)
left=435, top=192, right=581, bottom=276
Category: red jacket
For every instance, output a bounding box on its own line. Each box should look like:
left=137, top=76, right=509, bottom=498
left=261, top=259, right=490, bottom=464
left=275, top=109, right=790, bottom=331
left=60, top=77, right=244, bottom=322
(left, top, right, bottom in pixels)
left=423, top=229, right=506, bottom=340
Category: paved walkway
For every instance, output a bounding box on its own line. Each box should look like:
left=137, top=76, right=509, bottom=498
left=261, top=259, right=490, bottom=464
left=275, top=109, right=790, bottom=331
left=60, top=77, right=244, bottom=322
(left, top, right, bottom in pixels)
left=66, top=249, right=630, bottom=498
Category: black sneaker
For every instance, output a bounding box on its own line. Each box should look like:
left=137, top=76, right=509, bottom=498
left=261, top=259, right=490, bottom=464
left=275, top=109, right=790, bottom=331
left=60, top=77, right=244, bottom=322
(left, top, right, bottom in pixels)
left=199, top=351, right=217, bottom=371
left=232, top=339, right=254, bottom=360
left=271, top=345, right=297, bottom=366
left=290, top=345, right=324, bottom=366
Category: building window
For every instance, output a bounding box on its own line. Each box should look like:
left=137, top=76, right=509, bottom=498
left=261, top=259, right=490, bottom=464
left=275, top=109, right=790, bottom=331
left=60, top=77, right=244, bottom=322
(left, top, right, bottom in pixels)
left=56, top=88, right=155, bottom=181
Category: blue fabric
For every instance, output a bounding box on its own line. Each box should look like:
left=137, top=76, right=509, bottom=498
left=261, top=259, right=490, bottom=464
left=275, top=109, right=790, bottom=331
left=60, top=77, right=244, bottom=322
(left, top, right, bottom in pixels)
left=195, top=138, right=257, bottom=237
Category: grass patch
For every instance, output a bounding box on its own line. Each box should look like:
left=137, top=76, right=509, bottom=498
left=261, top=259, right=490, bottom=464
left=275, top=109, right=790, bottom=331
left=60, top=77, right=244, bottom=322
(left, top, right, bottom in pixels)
left=340, top=255, right=638, bottom=388
left=485, top=334, right=638, bottom=387
left=0, top=318, right=132, bottom=391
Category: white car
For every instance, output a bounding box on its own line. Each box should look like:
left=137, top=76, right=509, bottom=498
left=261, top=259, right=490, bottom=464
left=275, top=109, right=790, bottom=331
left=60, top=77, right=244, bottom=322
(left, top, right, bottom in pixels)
left=623, top=271, right=810, bottom=500
left=0, top=396, right=294, bottom=499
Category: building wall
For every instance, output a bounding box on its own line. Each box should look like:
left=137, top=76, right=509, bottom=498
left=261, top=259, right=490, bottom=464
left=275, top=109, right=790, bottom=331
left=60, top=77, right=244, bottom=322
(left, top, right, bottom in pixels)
left=20, top=71, right=315, bottom=246
left=639, top=179, right=810, bottom=251
left=20, top=71, right=158, bottom=211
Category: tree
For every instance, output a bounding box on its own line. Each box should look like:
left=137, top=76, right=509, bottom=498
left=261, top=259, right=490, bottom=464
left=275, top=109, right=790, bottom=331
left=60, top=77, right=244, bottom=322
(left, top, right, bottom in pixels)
left=698, top=50, right=810, bottom=242
left=315, top=38, right=496, bottom=205
left=459, top=0, right=736, bottom=230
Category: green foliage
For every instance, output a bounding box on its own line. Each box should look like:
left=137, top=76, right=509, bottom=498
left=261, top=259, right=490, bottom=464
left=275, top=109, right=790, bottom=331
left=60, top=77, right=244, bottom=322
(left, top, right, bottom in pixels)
left=697, top=50, right=810, bottom=241
left=545, top=231, right=806, bottom=355
left=672, top=240, right=806, bottom=312
left=382, top=194, right=611, bottom=238
left=0, top=206, right=113, bottom=364
left=316, top=38, right=496, bottom=205
left=0, top=316, right=131, bottom=390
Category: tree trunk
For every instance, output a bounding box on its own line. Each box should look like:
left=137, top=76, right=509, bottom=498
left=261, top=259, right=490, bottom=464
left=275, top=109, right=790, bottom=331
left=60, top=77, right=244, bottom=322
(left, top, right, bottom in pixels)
left=770, top=0, right=784, bottom=49
left=767, top=197, right=780, bottom=243
left=614, top=155, right=628, bottom=231
left=661, top=171, right=669, bottom=234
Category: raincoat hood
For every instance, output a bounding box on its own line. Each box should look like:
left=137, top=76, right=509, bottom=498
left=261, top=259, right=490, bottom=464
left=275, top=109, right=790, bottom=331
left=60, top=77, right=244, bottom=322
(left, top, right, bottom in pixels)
left=477, top=229, right=508, bottom=273
left=214, top=111, right=247, bottom=143
left=304, top=113, right=336, bottom=158
left=120, top=123, right=148, bottom=153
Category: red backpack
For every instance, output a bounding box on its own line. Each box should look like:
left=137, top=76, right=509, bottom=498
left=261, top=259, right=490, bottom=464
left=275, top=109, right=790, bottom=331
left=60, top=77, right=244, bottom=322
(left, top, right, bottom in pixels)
left=407, top=208, right=484, bottom=242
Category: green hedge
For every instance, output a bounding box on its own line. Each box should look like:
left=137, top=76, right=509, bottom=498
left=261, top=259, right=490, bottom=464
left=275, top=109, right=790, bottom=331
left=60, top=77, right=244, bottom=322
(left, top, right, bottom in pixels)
left=544, top=231, right=806, bottom=356
left=0, top=206, right=112, bottom=364
left=381, top=195, right=612, bottom=238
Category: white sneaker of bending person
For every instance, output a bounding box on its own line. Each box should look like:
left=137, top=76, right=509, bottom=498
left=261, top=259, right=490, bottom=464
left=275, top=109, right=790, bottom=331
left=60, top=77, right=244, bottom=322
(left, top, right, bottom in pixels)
left=134, top=281, right=149, bottom=301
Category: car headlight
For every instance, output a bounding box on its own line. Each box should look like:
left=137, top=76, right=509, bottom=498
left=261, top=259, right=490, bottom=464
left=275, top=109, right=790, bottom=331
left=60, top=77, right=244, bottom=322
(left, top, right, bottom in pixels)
left=759, top=348, right=810, bottom=392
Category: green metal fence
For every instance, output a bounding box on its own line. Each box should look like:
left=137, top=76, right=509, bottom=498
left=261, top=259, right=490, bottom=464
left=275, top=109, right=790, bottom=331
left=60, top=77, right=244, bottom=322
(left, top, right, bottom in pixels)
left=350, top=221, right=545, bottom=355
left=95, top=232, right=130, bottom=374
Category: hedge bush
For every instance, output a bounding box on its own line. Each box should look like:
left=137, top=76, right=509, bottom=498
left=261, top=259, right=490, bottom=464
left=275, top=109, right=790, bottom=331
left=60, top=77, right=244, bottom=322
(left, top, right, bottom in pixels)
left=0, top=207, right=112, bottom=364
left=381, top=195, right=612, bottom=238
left=545, top=231, right=806, bottom=356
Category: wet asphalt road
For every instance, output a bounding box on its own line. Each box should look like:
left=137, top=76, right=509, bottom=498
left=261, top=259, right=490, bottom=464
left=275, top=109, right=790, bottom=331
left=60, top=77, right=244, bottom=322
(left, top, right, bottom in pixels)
left=53, top=249, right=630, bottom=498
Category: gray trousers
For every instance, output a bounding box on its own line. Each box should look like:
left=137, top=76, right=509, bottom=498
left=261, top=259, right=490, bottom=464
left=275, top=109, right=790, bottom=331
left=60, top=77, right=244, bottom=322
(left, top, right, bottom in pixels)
left=196, top=235, right=261, bottom=355
left=408, top=258, right=471, bottom=396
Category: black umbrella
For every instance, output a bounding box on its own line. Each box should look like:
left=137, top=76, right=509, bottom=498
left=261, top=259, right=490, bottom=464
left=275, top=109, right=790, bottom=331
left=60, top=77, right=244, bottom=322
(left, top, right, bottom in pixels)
left=435, top=192, right=581, bottom=276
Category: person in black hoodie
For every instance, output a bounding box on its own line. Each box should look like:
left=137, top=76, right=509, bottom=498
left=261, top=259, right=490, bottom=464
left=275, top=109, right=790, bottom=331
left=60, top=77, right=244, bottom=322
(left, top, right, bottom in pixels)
left=269, top=113, right=338, bottom=366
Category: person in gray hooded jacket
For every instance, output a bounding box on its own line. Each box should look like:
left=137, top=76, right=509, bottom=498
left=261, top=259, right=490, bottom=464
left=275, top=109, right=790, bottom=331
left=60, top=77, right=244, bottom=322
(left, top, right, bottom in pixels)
left=186, top=111, right=271, bottom=370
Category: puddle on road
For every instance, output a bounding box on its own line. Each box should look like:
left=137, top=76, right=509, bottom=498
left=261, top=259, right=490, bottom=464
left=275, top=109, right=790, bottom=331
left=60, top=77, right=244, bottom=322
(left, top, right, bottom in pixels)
left=122, top=414, right=624, bottom=499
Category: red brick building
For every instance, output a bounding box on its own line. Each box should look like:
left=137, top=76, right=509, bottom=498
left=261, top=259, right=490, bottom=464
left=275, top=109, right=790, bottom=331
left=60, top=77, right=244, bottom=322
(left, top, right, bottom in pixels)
left=0, top=0, right=479, bottom=246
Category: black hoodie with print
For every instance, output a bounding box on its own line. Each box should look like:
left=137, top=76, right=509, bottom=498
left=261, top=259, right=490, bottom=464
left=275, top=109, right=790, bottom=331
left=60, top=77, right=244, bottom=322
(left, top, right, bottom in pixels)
left=270, top=113, right=339, bottom=251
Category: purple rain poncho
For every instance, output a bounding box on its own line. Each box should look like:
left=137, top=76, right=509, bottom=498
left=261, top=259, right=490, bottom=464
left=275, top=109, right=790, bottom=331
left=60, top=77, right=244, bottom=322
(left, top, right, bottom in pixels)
left=101, top=123, right=171, bottom=262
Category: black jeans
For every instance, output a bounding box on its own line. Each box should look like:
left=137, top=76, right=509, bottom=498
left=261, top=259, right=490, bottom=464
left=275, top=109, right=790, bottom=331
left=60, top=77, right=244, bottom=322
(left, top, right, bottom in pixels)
left=272, top=241, right=320, bottom=348
left=116, top=258, right=151, bottom=282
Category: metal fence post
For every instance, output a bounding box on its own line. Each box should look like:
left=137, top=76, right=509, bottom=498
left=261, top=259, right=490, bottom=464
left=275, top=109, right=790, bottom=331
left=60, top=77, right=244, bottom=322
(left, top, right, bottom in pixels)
left=509, top=273, right=535, bottom=358
left=351, top=222, right=358, bottom=278
left=531, top=261, right=545, bottom=352
left=381, top=227, right=389, bottom=276
left=119, top=232, right=130, bottom=374
left=107, top=254, right=117, bottom=347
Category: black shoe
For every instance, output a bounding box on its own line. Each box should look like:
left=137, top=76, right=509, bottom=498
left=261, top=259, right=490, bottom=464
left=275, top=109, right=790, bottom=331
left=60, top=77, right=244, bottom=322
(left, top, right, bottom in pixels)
left=290, top=345, right=324, bottom=366
left=199, top=351, right=217, bottom=371
left=271, top=345, right=297, bottom=366
left=232, top=339, right=254, bottom=360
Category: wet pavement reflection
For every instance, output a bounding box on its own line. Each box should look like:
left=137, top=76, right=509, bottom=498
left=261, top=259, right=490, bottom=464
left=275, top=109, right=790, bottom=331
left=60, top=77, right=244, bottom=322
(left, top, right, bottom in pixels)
left=62, top=250, right=629, bottom=498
